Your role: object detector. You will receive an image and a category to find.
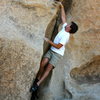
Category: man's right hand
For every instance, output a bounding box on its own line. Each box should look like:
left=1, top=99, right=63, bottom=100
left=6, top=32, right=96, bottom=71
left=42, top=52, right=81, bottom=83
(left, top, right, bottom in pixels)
left=57, top=2, right=63, bottom=8
left=58, top=1, right=66, bottom=24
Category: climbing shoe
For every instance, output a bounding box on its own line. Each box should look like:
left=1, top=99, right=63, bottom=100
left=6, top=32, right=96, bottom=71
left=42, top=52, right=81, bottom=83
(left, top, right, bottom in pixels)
left=31, top=90, right=38, bottom=100
left=31, top=83, right=39, bottom=92
left=34, top=78, right=39, bottom=84
left=30, top=78, right=39, bottom=92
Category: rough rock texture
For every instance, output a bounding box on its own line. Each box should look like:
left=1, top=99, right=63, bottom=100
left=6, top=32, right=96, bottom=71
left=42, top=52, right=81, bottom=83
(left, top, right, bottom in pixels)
left=70, top=55, right=100, bottom=83
left=0, top=0, right=100, bottom=100
left=0, top=0, right=59, bottom=100
left=62, top=0, right=100, bottom=100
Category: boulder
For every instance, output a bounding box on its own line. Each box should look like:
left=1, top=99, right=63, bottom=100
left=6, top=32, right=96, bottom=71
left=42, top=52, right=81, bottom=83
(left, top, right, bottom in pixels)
left=62, top=0, right=100, bottom=100
left=0, top=0, right=59, bottom=100
left=70, top=56, right=100, bottom=83
left=0, top=0, right=100, bottom=100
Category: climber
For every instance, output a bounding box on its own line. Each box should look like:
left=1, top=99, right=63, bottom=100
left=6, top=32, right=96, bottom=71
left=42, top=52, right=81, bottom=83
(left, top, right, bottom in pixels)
left=30, top=2, right=78, bottom=92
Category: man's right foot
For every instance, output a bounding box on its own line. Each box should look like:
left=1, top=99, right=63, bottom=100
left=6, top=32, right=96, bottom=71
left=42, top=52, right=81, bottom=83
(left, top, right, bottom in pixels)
left=34, top=78, right=39, bottom=84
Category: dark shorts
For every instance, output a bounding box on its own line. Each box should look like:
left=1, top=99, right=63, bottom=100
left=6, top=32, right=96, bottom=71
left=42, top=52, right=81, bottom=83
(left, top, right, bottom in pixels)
left=43, top=50, right=62, bottom=68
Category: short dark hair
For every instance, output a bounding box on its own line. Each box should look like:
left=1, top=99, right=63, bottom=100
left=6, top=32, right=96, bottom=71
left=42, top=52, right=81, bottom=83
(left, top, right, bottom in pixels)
left=70, top=21, right=78, bottom=33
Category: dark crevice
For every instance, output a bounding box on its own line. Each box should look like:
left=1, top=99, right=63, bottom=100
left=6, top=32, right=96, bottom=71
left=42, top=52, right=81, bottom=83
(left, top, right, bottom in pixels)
left=55, top=0, right=72, bottom=12
left=63, top=81, right=73, bottom=99
left=62, top=0, right=72, bottom=13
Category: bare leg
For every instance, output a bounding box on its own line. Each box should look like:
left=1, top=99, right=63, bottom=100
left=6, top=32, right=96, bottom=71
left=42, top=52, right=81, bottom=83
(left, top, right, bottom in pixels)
left=37, top=64, right=53, bottom=86
left=36, top=58, right=49, bottom=80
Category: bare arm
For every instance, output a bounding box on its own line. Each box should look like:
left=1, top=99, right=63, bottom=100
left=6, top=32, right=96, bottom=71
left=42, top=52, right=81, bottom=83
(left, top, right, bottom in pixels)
left=48, top=40, right=63, bottom=49
left=44, top=37, right=63, bottom=49
left=60, top=3, right=66, bottom=24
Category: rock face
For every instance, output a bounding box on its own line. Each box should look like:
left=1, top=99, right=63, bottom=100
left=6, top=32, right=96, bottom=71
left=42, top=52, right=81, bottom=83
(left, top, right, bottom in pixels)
left=70, top=56, right=100, bottom=83
left=0, top=0, right=100, bottom=100
left=0, top=0, right=58, bottom=100
left=62, top=0, right=100, bottom=100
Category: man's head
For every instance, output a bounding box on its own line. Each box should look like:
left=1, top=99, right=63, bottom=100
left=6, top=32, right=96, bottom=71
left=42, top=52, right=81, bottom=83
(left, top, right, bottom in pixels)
left=65, top=21, right=78, bottom=34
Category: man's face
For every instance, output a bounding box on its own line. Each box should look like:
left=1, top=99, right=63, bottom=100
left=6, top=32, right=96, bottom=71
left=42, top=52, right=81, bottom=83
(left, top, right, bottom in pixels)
left=65, top=23, right=72, bottom=32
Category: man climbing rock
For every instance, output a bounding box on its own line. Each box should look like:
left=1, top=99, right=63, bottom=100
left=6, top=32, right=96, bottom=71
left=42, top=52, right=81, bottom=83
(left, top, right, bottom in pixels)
left=31, top=2, right=78, bottom=92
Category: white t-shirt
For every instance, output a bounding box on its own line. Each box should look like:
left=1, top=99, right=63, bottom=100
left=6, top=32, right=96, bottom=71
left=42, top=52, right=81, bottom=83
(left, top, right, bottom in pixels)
left=51, top=23, right=70, bottom=56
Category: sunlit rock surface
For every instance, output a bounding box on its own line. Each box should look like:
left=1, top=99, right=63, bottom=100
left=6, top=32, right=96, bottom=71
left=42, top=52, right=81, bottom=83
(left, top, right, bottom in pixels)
left=62, top=0, right=100, bottom=100
left=0, top=0, right=100, bottom=100
left=0, top=0, right=58, bottom=100
left=70, top=56, right=100, bottom=83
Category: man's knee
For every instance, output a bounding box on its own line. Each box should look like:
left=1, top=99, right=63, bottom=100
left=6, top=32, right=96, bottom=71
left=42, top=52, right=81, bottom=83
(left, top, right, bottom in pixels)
left=46, top=64, right=54, bottom=71
left=40, top=58, right=49, bottom=67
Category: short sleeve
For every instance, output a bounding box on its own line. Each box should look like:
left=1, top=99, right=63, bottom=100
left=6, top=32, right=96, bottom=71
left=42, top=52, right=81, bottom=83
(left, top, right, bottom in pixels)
left=59, top=34, right=69, bottom=45
left=62, top=23, right=67, bottom=29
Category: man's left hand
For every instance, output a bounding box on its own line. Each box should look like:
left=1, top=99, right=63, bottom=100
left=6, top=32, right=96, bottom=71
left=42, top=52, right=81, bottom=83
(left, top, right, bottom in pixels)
left=44, top=37, right=49, bottom=42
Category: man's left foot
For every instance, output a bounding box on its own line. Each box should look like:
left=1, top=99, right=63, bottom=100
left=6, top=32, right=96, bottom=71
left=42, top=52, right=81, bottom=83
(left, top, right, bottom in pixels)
left=31, top=83, right=39, bottom=92
left=30, top=78, right=39, bottom=92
